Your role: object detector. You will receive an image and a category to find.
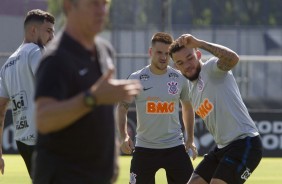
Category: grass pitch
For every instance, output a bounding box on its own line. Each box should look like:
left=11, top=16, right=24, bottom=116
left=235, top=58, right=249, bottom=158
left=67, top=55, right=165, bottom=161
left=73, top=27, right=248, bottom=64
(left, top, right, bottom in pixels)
left=1, top=155, right=281, bottom=184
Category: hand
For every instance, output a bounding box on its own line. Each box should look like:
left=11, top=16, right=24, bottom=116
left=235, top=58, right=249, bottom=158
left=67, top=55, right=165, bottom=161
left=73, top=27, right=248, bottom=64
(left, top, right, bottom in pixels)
left=120, top=136, right=135, bottom=154
left=0, top=156, right=4, bottom=175
left=185, top=141, right=198, bottom=160
left=90, top=69, right=142, bottom=105
left=178, top=34, right=201, bottom=49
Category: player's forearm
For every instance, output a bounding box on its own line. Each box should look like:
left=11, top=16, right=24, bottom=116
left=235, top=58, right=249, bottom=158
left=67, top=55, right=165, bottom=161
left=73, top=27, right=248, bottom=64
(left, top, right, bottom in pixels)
left=0, top=99, right=8, bottom=151
left=35, top=93, right=91, bottom=134
left=198, top=40, right=238, bottom=61
left=183, top=111, right=195, bottom=141
left=181, top=101, right=195, bottom=141
left=116, top=103, right=129, bottom=139
left=181, top=105, right=194, bottom=141
left=198, top=40, right=239, bottom=71
left=0, top=124, right=3, bottom=155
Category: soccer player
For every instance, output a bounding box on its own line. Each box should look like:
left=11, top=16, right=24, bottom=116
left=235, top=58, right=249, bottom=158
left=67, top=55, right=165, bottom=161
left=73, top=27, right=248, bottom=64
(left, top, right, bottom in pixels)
left=32, top=0, right=141, bottom=183
left=117, top=32, right=197, bottom=184
left=169, top=34, right=262, bottom=184
left=0, top=9, right=55, bottom=178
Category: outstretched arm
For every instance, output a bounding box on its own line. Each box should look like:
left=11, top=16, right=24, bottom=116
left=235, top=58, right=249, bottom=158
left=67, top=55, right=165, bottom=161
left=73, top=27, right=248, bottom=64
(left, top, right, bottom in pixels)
left=179, top=34, right=240, bottom=71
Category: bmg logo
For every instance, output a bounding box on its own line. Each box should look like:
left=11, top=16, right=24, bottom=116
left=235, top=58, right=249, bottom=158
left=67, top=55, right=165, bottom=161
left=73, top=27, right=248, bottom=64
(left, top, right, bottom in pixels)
left=11, top=91, right=28, bottom=113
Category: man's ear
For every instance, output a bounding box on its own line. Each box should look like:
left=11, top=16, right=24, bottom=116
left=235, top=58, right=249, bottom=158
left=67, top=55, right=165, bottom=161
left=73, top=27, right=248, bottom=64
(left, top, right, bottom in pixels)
left=148, top=47, right=152, bottom=57
left=30, top=25, right=38, bottom=36
left=195, top=49, right=202, bottom=60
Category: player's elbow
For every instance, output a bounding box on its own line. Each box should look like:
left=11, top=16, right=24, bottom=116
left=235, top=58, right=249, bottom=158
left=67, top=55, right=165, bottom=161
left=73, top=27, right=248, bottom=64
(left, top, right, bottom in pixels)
left=233, top=52, right=240, bottom=65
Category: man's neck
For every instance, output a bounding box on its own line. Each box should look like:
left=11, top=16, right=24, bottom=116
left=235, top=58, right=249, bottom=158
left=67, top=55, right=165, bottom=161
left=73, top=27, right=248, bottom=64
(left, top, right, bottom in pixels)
left=149, top=65, right=167, bottom=75
left=65, top=26, right=96, bottom=52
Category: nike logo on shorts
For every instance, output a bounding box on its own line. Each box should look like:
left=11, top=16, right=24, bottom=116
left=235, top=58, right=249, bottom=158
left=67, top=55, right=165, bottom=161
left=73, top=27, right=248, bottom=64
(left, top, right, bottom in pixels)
left=79, top=68, right=88, bottom=76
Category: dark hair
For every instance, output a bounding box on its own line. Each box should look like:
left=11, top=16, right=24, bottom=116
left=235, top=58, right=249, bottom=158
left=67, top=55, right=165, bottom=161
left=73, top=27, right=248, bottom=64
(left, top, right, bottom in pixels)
left=151, top=32, right=173, bottom=46
left=24, top=9, right=55, bottom=29
left=168, top=39, right=185, bottom=59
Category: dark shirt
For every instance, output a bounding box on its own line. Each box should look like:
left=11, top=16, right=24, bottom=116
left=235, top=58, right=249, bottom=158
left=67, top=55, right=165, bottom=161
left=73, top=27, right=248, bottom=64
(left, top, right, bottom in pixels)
left=34, top=32, right=115, bottom=181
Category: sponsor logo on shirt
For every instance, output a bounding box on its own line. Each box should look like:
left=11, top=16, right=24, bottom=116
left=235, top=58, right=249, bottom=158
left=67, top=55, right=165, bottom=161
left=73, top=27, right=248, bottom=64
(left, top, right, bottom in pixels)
left=140, top=74, right=150, bottom=81
left=168, top=72, right=179, bottom=79
left=11, top=91, right=28, bottom=115
left=16, top=115, right=29, bottom=130
left=16, top=120, right=29, bottom=130
left=20, top=134, right=36, bottom=142
left=195, top=98, right=214, bottom=119
left=146, top=101, right=175, bottom=114
left=4, top=55, right=20, bottom=69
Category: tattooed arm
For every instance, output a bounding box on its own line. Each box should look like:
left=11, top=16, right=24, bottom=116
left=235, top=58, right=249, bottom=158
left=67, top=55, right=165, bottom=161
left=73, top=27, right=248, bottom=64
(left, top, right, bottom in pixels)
left=178, top=34, right=240, bottom=71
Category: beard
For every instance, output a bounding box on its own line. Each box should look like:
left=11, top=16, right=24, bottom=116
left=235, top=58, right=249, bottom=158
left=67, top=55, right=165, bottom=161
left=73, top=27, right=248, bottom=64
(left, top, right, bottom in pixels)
left=183, top=64, right=201, bottom=81
left=36, top=37, right=44, bottom=48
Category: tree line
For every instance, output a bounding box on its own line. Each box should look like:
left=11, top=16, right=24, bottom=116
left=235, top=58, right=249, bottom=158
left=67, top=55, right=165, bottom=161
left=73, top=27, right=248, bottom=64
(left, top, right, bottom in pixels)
left=48, top=0, right=282, bottom=29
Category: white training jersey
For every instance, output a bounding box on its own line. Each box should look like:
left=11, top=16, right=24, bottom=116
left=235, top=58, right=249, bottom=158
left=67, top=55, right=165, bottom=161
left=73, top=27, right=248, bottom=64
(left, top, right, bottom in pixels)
left=0, top=43, right=42, bottom=145
left=188, top=57, right=259, bottom=148
left=129, top=65, right=190, bottom=149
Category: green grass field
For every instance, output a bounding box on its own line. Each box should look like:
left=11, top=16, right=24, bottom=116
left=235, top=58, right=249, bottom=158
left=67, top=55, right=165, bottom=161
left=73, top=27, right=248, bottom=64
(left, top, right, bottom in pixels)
left=0, top=155, right=281, bottom=184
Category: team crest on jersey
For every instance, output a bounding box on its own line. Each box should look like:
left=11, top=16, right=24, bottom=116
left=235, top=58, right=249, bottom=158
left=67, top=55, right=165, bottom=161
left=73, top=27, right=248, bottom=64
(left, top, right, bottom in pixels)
left=169, top=72, right=179, bottom=79
left=130, top=172, right=137, bottom=184
left=167, top=81, right=179, bottom=95
left=140, top=74, right=150, bottom=81
left=197, top=76, right=204, bottom=91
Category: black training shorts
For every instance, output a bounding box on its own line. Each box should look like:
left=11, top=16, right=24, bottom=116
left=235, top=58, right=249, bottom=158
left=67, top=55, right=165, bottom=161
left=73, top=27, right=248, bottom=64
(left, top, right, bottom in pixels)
left=194, top=136, right=262, bottom=184
left=130, top=145, right=193, bottom=184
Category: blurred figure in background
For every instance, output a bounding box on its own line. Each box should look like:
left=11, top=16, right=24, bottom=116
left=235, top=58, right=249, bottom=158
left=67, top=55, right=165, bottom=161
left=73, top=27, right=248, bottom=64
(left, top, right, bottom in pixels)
left=0, top=9, right=55, bottom=178
left=32, top=0, right=141, bottom=184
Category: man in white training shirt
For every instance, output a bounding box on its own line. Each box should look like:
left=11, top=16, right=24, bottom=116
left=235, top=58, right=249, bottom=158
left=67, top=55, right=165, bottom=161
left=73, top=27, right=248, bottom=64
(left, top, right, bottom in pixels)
left=117, top=32, right=197, bottom=184
left=0, top=9, right=55, bottom=178
left=169, top=34, right=262, bottom=184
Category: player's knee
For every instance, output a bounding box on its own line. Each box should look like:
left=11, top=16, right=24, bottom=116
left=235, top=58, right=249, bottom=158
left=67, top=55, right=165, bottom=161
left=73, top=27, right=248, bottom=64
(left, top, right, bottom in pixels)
left=187, top=173, right=208, bottom=184
left=210, top=178, right=227, bottom=184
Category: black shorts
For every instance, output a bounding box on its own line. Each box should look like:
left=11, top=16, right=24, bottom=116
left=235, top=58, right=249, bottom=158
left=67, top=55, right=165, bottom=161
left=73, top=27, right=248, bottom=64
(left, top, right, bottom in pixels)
left=194, top=136, right=262, bottom=184
left=130, top=145, right=193, bottom=184
left=16, top=141, right=35, bottom=178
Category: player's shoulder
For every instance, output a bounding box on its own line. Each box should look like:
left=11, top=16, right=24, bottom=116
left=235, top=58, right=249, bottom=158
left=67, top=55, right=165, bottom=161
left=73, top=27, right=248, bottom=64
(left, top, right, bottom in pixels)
left=167, top=65, right=186, bottom=79
left=95, top=36, right=114, bottom=50
left=203, top=57, right=228, bottom=74
left=20, top=43, right=41, bottom=54
left=203, top=57, right=218, bottom=67
left=128, top=65, right=150, bottom=80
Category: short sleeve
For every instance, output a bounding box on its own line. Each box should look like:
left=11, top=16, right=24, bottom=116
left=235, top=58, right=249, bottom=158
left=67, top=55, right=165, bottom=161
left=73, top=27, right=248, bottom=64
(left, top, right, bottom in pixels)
left=0, top=68, right=8, bottom=98
left=28, top=48, right=42, bottom=75
left=180, top=77, right=190, bottom=102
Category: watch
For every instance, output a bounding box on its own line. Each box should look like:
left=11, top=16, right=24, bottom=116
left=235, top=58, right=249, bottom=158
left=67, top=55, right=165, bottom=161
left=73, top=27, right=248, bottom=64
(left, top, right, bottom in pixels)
left=83, top=90, right=97, bottom=108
